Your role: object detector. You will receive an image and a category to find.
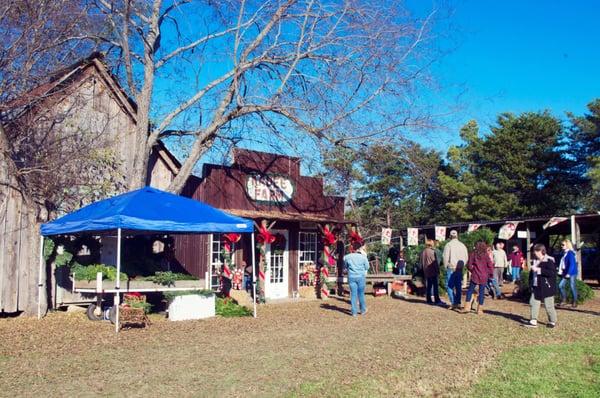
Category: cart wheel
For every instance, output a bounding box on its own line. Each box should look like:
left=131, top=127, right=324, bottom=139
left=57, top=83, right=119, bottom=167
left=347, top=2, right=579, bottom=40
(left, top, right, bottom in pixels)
left=86, top=304, right=103, bottom=321
left=108, top=305, right=117, bottom=324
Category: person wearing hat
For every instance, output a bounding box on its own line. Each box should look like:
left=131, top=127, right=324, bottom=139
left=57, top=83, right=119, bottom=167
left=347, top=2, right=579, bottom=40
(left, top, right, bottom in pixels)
left=442, top=230, right=469, bottom=309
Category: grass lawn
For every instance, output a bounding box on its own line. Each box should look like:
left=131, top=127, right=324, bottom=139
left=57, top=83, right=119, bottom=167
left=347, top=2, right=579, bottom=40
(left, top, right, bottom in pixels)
left=1, top=286, right=600, bottom=397
left=469, top=341, right=600, bottom=398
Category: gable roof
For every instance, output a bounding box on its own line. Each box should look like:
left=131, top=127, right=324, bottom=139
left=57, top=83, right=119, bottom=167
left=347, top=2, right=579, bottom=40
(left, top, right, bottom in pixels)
left=1, top=52, right=137, bottom=123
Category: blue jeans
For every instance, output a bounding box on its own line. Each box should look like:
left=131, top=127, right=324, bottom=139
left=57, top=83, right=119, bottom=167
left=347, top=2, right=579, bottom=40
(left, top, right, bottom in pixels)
left=488, top=277, right=501, bottom=298
left=348, top=276, right=367, bottom=315
left=511, top=267, right=521, bottom=282
left=559, top=277, right=578, bottom=303
left=446, top=268, right=462, bottom=305
left=466, top=281, right=486, bottom=305
left=426, top=276, right=441, bottom=303
left=244, top=275, right=253, bottom=292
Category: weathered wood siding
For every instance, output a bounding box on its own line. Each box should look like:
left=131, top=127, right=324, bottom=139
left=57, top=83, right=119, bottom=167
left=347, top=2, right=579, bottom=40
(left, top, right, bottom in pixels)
left=0, top=192, right=45, bottom=315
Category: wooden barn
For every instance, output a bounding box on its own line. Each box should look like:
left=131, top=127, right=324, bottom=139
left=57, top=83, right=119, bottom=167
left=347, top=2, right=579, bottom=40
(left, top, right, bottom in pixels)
left=0, top=54, right=178, bottom=315
left=174, top=148, right=347, bottom=300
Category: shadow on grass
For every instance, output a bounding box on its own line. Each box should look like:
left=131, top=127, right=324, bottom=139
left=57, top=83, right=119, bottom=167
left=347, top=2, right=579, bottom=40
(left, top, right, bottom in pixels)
left=320, top=303, right=352, bottom=316
left=558, top=307, right=600, bottom=317
left=482, top=309, right=527, bottom=323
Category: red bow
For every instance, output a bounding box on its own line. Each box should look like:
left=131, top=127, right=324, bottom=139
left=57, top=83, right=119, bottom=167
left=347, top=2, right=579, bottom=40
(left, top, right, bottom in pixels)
left=257, top=223, right=276, bottom=244
left=322, top=225, right=336, bottom=246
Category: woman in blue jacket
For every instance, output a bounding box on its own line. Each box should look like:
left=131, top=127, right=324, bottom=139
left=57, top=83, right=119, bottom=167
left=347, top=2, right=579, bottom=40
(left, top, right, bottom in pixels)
left=558, top=239, right=578, bottom=308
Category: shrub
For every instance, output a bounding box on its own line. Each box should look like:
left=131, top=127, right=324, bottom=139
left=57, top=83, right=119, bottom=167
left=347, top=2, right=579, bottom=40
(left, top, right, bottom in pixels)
left=163, top=289, right=214, bottom=301
left=72, top=264, right=128, bottom=282
left=215, top=297, right=252, bottom=317
left=142, top=271, right=198, bottom=286
left=518, top=270, right=595, bottom=304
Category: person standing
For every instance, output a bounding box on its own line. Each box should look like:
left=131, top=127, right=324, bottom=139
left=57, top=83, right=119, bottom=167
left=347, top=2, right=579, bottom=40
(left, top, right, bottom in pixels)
left=486, top=246, right=502, bottom=300
left=394, top=251, right=406, bottom=275
left=490, top=241, right=507, bottom=299
left=344, top=242, right=370, bottom=316
left=558, top=239, right=578, bottom=308
left=525, top=244, right=558, bottom=328
left=442, top=230, right=469, bottom=309
left=507, top=244, right=524, bottom=283
left=463, top=241, right=494, bottom=314
left=420, top=239, right=444, bottom=305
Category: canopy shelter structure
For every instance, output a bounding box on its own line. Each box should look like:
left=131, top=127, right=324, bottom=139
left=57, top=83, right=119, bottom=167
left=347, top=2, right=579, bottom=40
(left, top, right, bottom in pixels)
left=39, top=186, right=257, bottom=332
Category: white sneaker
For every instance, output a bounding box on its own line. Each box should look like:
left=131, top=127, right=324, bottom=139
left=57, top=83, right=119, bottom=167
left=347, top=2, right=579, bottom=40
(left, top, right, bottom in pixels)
left=523, top=320, right=538, bottom=328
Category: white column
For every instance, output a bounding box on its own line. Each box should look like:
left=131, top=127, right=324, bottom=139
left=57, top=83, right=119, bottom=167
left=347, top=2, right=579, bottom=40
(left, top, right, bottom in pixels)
left=251, top=232, right=257, bottom=318
left=37, top=235, right=44, bottom=319
left=115, top=228, right=122, bottom=333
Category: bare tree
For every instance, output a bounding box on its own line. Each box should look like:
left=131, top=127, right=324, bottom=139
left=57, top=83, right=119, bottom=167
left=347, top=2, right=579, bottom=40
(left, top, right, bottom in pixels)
left=95, top=0, right=438, bottom=193
left=0, top=1, right=122, bottom=315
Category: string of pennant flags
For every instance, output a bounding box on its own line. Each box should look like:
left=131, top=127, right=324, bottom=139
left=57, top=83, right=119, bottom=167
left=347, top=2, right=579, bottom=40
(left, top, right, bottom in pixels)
left=380, top=216, right=570, bottom=246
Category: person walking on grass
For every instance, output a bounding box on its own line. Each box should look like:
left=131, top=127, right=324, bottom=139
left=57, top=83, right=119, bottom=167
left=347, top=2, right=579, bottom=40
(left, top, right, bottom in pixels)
left=344, top=241, right=369, bottom=317
left=524, top=244, right=558, bottom=328
left=443, top=230, right=469, bottom=310
left=420, top=239, right=444, bottom=306
left=463, top=241, right=494, bottom=314
left=507, top=244, right=524, bottom=283
left=493, top=241, right=508, bottom=288
left=486, top=246, right=502, bottom=300
left=558, top=239, right=578, bottom=308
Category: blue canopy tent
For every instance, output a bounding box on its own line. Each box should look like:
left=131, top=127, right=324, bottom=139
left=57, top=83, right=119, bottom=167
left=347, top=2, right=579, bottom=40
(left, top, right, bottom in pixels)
left=38, top=187, right=258, bottom=330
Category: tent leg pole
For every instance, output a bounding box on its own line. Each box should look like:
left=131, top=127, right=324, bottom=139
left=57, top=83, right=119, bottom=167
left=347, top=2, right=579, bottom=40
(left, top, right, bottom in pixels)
left=251, top=232, right=257, bottom=318
left=37, top=235, right=44, bottom=320
left=115, top=228, right=122, bottom=334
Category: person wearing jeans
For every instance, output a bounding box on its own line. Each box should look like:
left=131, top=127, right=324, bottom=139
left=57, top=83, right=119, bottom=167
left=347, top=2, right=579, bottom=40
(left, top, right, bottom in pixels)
left=463, top=241, right=494, bottom=314
left=421, top=239, right=444, bottom=305
left=442, top=230, right=469, bottom=309
left=507, top=244, right=524, bottom=283
left=525, top=244, right=558, bottom=328
left=344, top=241, right=370, bottom=316
left=558, top=239, right=578, bottom=307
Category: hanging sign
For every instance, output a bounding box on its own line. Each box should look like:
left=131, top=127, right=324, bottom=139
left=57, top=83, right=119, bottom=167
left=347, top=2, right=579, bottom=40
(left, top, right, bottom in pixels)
left=435, top=226, right=447, bottom=242
left=381, top=228, right=392, bottom=245
left=246, top=174, right=294, bottom=203
left=468, top=224, right=481, bottom=232
left=407, top=228, right=419, bottom=246
left=498, top=221, right=519, bottom=240
left=543, top=217, right=568, bottom=230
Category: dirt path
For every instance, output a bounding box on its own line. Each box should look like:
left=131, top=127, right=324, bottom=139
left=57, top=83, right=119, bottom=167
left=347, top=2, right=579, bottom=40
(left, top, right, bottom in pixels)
left=1, top=290, right=599, bottom=397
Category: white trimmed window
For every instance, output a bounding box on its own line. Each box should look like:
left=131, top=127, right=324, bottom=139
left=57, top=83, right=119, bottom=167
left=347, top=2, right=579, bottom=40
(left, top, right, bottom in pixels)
left=209, top=234, right=236, bottom=290
left=298, top=231, right=318, bottom=273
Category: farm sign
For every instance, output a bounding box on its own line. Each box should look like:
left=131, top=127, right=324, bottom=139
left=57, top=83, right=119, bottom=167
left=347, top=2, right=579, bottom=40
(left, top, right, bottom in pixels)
left=246, top=174, right=294, bottom=203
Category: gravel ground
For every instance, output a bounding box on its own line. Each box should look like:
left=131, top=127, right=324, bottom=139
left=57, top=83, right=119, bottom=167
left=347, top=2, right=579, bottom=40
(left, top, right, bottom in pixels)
left=1, top=287, right=599, bottom=397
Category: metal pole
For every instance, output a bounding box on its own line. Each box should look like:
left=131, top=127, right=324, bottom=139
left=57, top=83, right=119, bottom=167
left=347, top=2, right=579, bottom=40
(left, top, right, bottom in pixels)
left=37, top=235, right=44, bottom=319
left=526, top=223, right=531, bottom=268
left=115, top=228, right=121, bottom=333
left=251, top=232, right=257, bottom=318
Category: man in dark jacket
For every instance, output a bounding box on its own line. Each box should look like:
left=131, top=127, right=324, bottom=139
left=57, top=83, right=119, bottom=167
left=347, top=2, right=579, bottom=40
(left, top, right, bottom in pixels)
left=420, top=239, right=444, bottom=305
left=525, top=244, right=558, bottom=328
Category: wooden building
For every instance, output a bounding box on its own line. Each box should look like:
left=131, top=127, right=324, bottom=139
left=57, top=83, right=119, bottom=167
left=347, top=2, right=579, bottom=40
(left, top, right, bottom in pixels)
left=174, top=148, right=346, bottom=299
left=0, top=54, right=178, bottom=314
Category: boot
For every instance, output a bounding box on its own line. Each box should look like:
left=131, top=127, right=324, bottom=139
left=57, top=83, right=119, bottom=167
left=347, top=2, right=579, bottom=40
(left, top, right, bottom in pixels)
left=462, top=297, right=475, bottom=313
left=476, top=303, right=483, bottom=315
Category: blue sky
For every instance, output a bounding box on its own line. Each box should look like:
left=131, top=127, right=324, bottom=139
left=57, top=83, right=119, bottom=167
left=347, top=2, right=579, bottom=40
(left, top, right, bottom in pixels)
left=412, top=0, right=600, bottom=148
left=161, top=1, right=600, bottom=172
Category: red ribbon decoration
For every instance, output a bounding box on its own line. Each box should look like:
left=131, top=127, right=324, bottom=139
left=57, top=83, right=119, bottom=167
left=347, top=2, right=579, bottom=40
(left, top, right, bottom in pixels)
left=257, top=223, right=276, bottom=244
left=348, top=226, right=364, bottom=252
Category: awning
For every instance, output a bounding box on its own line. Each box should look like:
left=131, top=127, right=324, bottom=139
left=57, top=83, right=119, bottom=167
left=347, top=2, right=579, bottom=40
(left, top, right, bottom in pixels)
left=41, top=186, right=253, bottom=236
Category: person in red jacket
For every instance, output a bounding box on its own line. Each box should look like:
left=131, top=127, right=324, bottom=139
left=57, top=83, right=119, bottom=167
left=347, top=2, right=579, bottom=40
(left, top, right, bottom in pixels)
left=463, top=241, right=494, bottom=314
left=507, top=244, right=524, bottom=283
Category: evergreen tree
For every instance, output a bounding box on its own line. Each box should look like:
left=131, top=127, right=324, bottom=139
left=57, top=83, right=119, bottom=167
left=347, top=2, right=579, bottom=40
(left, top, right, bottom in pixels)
left=568, top=99, right=600, bottom=210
